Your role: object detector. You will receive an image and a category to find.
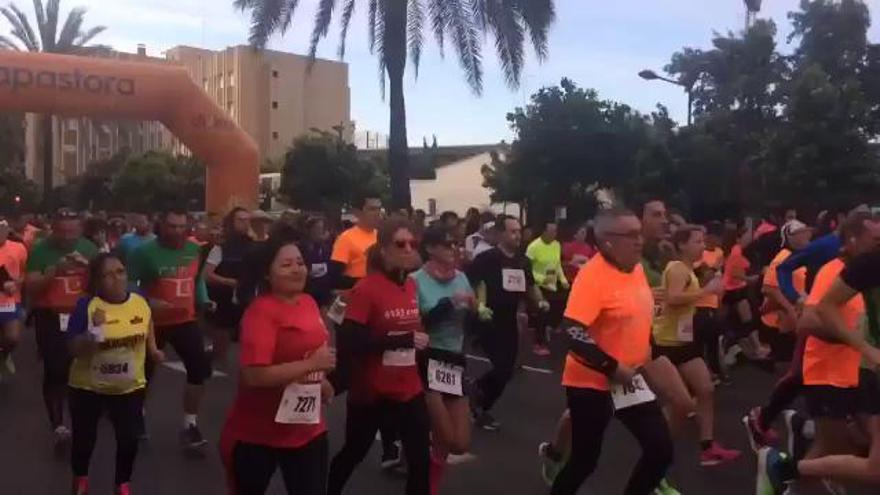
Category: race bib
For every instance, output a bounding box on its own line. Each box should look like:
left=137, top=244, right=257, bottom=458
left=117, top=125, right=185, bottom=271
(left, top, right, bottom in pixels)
left=501, top=268, right=527, bottom=293
left=326, top=296, right=347, bottom=325
left=91, top=351, right=136, bottom=385
left=383, top=348, right=416, bottom=367
left=610, top=374, right=656, bottom=411
left=275, top=382, right=321, bottom=425
left=310, top=263, right=328, bottom=278
left=676, top=315, right=694, bottom=342
left=545, top=270, right=558, bottom=287
left=58, top=313, right=70, bottom=332
left=427, top=359, right=464, bottom=396
left=0, top=302, right=15, bottom=313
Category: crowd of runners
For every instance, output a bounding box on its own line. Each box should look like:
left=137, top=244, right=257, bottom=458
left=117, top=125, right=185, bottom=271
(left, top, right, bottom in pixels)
left=2, top=195, right=880, bottom=495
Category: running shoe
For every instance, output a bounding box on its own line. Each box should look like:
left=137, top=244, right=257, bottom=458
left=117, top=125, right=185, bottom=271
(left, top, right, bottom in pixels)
left=699, top=441, right=742, bottom=466
left=652, top=478, right=682, bottom=495
left=743, top=407, right=780, bottom=452
left=756, top=447, right=789, bottom=495
left=783, top=410, right=810, bottom=461
left=723, top=344, right=742, bottom=367
left=380, top=440, right=403, bottom=470
left=532, top=344, right=551, bottom=357
left=179, top=424, right=207, bottom=451
left=114, top=483, right=132, bottom=495
left=1, top=353, right=15, bottom=376
left=473, top=410, right=500, bottom=431
left=538, top=441, right=563, bottom=487
left=71, top=476, right=89, bottom=495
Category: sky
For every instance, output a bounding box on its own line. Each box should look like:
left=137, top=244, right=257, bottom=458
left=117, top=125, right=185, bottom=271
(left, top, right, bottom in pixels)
left=29, top=0, right=880, bottom=145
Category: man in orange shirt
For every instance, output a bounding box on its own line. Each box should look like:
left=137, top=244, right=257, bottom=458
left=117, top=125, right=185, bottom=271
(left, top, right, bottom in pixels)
left=760, top=220, right=811, bottom=359
left=0, top=216, right=27, bottom=380
left=694, top=221, right=726, bottom=382
left=331, top=195, right=382, bottom=288
left=550, top=208, right=672, bottom=495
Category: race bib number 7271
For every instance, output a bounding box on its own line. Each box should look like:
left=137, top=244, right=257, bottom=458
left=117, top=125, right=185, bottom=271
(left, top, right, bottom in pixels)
left=275, top=382, right=321, bottom=425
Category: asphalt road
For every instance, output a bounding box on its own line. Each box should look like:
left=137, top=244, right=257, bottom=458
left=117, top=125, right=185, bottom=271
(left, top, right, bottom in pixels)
left=0, top=326, right=842, bottom=495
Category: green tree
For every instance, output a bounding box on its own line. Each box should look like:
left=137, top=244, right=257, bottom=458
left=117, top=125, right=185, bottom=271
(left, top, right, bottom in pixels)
left=280, top=130, right=388, bottom=219
left=484, top=79, right=669, bottom=224
left=0, top=0, right=106, bottom=194
left=111, top=151, right=205, bottom=212
left=234, top=0, right=555, bottom=210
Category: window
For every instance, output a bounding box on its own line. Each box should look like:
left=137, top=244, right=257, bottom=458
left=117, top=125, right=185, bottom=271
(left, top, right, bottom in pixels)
left=272, top=70, right=279, bottom=78
left=272, top=131, right=279, bottom=140
left=272, top=101, right=278, bottom=109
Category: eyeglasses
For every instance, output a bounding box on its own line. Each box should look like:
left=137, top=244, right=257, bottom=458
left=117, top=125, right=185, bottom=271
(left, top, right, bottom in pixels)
left=393, top=239, right=419, bottom=250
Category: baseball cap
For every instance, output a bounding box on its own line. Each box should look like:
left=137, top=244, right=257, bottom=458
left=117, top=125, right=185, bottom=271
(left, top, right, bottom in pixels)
left=781, top=220, right=810, bottom=247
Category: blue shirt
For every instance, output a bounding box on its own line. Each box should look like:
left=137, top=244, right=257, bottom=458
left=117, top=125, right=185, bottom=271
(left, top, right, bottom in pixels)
left=411, top=268, right=473, bottom=353
left=777, top=233, right=842, bottom=302
left=117, top=232, right=155, bottom=261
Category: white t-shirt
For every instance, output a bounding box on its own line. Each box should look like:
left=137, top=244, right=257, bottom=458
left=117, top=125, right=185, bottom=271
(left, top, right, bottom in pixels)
left=206, top=245, right=223, bottom=266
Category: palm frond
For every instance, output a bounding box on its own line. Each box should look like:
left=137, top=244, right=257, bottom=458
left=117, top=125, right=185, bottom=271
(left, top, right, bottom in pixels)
left=373, top=0, right=387, bottom=98
left=337, top=0, right=355, bottom=59
left=55, top=6, right=85, bottom=51
left=444, top=0, right=483, bottom=94
left=308, top=0, right=337, bottom=60
left=427, top=0, right=446, bottom=57
left=367, top=0, right=378, bottom=53
left=278, top=0, right=300, bottom=33
left=0, top=34, right=21, bottom=50
left=2, top=4, right=40, bottom=51
left=407, top=0, right=424, bottom=76
left=484, top=0, right=524, bottom=88
left=516, top=0, right=554, bottom=61
left=240, top=0, right=289, bottom=49
left=75, top=25, right=106, bottom=47
left=36, top=0, right=60, bottom=53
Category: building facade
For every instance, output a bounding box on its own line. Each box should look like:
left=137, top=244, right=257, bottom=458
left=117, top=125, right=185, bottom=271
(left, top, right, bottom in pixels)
left=25, top=44, right=351, bottom=187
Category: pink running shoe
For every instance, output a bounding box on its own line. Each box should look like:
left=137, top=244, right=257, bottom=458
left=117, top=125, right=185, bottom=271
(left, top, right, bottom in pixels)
left=700, top=441, right=742, bottom=467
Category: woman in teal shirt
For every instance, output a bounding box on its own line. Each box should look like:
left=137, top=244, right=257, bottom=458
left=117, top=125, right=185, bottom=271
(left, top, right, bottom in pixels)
left=411, top=225, right=475, bottom=495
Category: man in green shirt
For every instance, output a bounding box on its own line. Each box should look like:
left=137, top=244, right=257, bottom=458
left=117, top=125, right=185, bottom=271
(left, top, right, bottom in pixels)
left=526, top=220, right=569, bottom=356
left=25, top=208, right=98, bottom=450
left=128, top=209, right=212, bottom=452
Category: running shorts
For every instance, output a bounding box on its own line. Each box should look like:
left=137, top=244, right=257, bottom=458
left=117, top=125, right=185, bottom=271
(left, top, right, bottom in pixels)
left=652, top=344, right=703, bottom=367
left=0, top=303, right=23, bottom=325
left=804, top=384, right=859, bottom=419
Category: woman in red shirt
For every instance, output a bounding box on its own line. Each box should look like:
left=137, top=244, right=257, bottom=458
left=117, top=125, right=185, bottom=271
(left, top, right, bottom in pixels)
left=328, top=219, right=430, bottom=495
left=561, top=223, right=596, bottom=283
left=219, top=237, right=337, bottom=495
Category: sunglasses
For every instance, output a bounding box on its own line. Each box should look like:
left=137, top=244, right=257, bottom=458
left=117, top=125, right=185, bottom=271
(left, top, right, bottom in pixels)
left=393, top=239, right=419, bottom=250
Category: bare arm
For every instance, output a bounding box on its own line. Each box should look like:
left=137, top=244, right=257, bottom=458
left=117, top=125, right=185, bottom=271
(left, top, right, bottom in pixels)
left=665, top=264, right=716, bottom=307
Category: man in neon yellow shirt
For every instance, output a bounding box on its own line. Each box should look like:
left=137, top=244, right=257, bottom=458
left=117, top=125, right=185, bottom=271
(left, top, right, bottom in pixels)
left=526, top=221, right=569, bottom=356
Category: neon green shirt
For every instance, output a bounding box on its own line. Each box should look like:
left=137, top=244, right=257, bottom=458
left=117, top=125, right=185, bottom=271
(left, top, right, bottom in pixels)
left=526, top=238, right=568, bottom=292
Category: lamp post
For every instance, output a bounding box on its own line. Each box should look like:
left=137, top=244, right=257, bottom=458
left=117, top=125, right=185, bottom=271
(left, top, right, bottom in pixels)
left=638, top=69, right=693, bottom=126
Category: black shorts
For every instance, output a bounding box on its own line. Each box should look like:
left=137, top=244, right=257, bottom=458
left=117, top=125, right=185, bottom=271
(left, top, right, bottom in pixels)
left=653, top=344, right=702, bottom=366
left=152, top=321, right=212, bottom=386
left=418, top=348, right=468, bottom=398
left=859, top=368, right=880, bottom=416
left=804, top=384, right=859, bottom=419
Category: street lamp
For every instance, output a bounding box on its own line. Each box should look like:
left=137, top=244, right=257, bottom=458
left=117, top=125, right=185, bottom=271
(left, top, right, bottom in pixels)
left=638, top=69, right=694, bottom=126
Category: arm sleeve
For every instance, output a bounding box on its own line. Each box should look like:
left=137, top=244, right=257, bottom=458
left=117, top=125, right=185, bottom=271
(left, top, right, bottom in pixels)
left=777, top=248, right=813, bottom=302
left=563, top=265, right=601, bottom=327
left=239, top=302, right=277, bottom=366
left=205, top=245, right=223, bottom=267
left=66, top=297, right=91, bottom=337
left=562, top=318, right=619, bottom=376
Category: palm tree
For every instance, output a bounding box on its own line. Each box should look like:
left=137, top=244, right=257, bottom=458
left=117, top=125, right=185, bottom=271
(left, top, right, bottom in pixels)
left=0, top=0, right=106, bottom=194
left=235, top=0, right=555, bottom=209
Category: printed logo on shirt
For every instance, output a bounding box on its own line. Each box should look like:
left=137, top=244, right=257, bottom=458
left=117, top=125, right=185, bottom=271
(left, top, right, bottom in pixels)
left=130, top=315, right=144, bottom=325
left=383, top=307, right=420, bottom=320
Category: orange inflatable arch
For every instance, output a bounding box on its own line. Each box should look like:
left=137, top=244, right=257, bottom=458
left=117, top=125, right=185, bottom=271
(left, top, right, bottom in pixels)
left=0, top=50, right=259, bottom=213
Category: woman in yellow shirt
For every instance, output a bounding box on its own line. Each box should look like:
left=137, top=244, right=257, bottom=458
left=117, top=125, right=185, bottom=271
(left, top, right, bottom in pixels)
left=67, top=253, right=162, bottom=495
left=654, top=225, right=741, bottom=467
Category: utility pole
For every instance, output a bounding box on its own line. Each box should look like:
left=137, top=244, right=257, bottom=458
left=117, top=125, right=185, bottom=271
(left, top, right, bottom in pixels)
left=745, top=0, right=762, bottom=30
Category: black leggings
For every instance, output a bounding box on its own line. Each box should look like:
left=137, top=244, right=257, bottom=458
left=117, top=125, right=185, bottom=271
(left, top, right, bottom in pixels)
left=551, top=387, right=673, bottom=495
left=231, top=434, right=327, bottom=495
left=34, top=309, right=71, bottom=428
left=69, top=387, right=144, bottom=484
left=328, top=395, right=430, bottom=495
left=146, top=322, right=212, bottom=385
left=694, top=307, right=722, bottom=376
left=475, top=318, right=518, bottom=412
left=531, top=288, right=566, bottom=345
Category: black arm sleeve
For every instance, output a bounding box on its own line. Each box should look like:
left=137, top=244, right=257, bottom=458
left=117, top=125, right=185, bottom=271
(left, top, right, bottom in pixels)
left=561, top=318, right=619, bottom=376
left=329, top=261, right=357, bottom=290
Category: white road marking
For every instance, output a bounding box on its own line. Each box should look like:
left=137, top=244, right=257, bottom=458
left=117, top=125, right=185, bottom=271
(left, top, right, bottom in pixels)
left=162, top=360, right=227, bottom=378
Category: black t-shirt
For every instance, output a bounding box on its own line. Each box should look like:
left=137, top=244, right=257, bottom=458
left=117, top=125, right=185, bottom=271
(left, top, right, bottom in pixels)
left=466, top=247, right=534, bottom=320
left=299, top=240, right=333, bottom=307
